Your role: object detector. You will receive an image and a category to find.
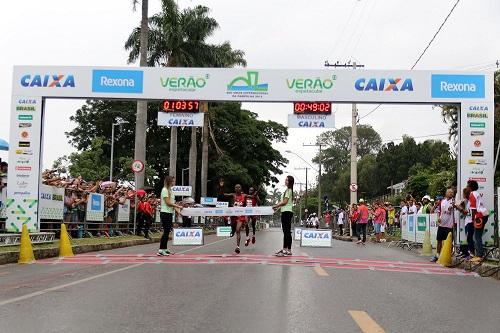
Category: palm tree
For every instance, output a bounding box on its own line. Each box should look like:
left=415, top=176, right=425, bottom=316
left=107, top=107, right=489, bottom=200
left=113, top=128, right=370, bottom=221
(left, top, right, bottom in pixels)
left=125, top=0, right=245, bottom=197
left=131, top=0, right=149, bottom=189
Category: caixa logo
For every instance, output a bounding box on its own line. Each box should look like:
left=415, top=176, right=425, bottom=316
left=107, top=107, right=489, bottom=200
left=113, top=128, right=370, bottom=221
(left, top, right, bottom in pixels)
left=175, top=230, right=202, bottom=238
left=355, top=78, right=413, bottom=92
left=303, top=231, right=330, bottom=239
left=20, top=74, right=75, bottom=87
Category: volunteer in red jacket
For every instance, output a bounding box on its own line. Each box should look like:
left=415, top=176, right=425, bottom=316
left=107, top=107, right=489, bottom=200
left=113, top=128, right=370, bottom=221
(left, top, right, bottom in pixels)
left=356, top=199, right=369, bottom=245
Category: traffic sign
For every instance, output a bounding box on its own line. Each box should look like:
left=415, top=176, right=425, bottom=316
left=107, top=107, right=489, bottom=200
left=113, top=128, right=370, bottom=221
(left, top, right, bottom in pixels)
left=131, top=160, right=145, bottom=173
left=350, top=183, right=358, bottom=192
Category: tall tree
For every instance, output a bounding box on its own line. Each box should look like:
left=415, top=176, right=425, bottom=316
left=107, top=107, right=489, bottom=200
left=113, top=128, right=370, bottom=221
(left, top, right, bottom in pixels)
left=125, top=0, right=245, bottom=195
left=63, top=100, right=286, bottom=199
left=131, top=0, right=149, bottom=189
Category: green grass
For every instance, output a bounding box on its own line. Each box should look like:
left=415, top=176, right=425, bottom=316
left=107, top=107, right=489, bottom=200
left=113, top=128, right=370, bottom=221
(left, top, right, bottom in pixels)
left=0, top=234, right=160, bottom=253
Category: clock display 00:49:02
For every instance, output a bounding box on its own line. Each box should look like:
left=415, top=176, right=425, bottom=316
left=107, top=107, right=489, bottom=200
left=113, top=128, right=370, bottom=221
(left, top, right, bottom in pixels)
left=293, top=102, right=332, bottom=114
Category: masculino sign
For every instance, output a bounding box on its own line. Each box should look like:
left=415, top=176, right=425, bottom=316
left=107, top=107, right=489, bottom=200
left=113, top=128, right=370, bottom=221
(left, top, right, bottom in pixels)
left=288, top=114, right=335, bottom=128
left=300, top=229, right=332, bottom=247
left=172, top=228, right=204, bottom=245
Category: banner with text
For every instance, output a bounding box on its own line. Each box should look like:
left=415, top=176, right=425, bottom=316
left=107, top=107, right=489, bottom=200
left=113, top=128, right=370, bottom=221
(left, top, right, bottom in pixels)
left=300, top=229, right=332, bottom=247
left=172, top=228, right=204, bottom=245
left=158, top=112, right=204, bottom=127
left=181, top=206, right=274, bottom=217
left=39, top=185, right=64, bottom=220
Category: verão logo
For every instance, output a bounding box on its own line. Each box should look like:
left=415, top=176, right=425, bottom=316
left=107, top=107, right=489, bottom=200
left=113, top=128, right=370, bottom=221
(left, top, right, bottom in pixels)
left=20, top=74, right=75, bottom=88
left=92, top=69, right=144, bottom=94
left=431, top=74, right=485, bottom=99
left=354, top=78, right=413, bottom=92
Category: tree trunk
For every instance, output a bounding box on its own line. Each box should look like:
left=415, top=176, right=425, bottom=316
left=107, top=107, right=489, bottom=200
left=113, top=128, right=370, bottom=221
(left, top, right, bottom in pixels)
left=169, top=127, right=178, bottom=178
left=201, top=103, right=209, bottom=197
left=133, top=0, right=149, bottom=189
left=189, top=127, right=197, bottom=198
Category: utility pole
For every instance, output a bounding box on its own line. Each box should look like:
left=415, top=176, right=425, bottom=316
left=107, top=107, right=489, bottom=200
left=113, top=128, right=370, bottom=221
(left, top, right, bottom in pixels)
left=295, top=167, right=309, bottom=218
left=303, top=143, right=325, bottom=225
left=325, top=60, right=364, bottom=236
left=201, top=102, right=209, bottom=197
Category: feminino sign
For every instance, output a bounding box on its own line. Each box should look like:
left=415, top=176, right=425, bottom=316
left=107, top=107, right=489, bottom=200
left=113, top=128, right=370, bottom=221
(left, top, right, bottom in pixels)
left=157, top=112, right=204, bottom=127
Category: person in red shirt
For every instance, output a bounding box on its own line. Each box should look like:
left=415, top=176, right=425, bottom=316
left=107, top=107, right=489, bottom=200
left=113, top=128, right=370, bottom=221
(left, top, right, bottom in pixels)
left=373, top=201, right=387, bottom=243
left=244, top=186, right=260, bottom=246
left=357, top=199, right=369, bottom=245
left=224, top=184, right=248, bottom=254
left=136, top=190, right=149, bottom=239
left=350, top=203, right=360, bottom=238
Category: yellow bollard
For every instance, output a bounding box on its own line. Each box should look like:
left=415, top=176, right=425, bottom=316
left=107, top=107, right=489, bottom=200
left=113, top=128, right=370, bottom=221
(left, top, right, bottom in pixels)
left=437, top=232, right=453, bottom=267
left=421, top=230, right=433, bottom=256
left=18, top=224, right=35, bottom=264
left=59, top=223, right=74, bottom=258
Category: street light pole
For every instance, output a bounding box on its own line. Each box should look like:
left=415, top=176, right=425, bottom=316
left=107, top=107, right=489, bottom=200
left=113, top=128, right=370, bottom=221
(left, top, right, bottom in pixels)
left=110, top=123, right=115, bottom=182
left=110, top=119, right=128, bottom=182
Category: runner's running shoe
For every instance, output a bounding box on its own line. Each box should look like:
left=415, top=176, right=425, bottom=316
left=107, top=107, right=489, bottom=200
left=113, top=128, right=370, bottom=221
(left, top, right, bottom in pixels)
left=235, top=247, right=240, bottom=254
left=245, top=237, right=250, bottom=247
left=157, top=250, right=169, bottom=256
left=252, top=236, right=256, bottom=244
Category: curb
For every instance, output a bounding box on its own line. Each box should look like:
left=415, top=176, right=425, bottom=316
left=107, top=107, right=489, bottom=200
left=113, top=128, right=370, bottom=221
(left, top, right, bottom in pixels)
left=333, top=235, right=353, bottom=242
left=453, top=259, right=500, bottom=280
left=0, top=231, right=216, bottom=265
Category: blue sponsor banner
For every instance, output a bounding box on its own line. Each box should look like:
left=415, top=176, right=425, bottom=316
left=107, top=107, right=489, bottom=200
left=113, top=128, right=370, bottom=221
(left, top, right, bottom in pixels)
left=92, top=69, right=143, bottom=93
left=90, top=193, right=102, bottom=211
left=431, top=74, right=485, bottom=99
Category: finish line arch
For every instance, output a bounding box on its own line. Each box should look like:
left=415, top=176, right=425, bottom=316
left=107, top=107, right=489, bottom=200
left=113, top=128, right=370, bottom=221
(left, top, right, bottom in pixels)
left=7, top=66, right=495, bottom=245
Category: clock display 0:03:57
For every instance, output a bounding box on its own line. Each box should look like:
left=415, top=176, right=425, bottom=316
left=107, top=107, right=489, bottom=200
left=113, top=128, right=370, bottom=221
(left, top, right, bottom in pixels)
left=293, top=102, right=332, bottom=114
left=163, top=100, right=200, bottom=112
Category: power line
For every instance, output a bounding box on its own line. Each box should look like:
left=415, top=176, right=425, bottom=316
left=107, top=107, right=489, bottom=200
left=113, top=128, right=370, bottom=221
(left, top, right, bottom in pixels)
left=359, top=0, right=462, bottom=120
left=382, top=133, right=449, bottom=143
left=411, top=0, right=462, bottom=69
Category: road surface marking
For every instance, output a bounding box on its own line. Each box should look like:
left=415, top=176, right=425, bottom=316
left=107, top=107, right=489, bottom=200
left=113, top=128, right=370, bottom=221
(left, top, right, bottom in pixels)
left=349, top=310, right=385, bottom=333
left=314, top=266, right=329, bottom=276
left=0, top=237, right=232, bottom=307
left=0, top=263, right=144, bottom=307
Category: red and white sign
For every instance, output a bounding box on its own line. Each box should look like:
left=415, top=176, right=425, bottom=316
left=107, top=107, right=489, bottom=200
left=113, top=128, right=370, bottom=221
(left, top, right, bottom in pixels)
left=131, top=160, right=145, bottom=173
left=349, top=183, right=358, bottom=192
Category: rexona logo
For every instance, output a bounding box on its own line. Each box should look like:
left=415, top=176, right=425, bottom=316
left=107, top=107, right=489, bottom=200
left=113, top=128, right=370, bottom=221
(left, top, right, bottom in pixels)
left=92, top=69, right=143, bottom=94
left=355, top=78, right=413, bottom=91
left=160, top=75, right=208, bottom=92
left=21, top=74, right=75, bottom=88
left=286, top=75, right=337, bottom=94
left=227, top=71, right=268, bottom=98
left=431, top=74, right=485, bottom=99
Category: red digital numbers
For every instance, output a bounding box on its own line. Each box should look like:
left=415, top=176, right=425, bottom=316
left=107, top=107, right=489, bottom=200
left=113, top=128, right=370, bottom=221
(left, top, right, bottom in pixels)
left=163, top=100, right=200, bottom=112
left=293, top=102, right=332, bottom=114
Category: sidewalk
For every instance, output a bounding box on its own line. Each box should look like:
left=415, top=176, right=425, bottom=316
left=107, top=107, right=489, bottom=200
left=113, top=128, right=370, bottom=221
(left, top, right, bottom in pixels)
left=0, top=231, right=216, bottom=265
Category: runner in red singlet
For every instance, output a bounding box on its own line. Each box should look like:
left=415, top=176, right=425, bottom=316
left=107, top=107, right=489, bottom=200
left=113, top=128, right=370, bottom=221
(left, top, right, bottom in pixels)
left=224, top=184, right=247, bottom=254
left=244, top=187, right=260, bottom=246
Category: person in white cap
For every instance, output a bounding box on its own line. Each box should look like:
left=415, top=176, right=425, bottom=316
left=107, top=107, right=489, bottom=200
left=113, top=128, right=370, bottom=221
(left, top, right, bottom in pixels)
left=422, top=195, right=432, bottom=214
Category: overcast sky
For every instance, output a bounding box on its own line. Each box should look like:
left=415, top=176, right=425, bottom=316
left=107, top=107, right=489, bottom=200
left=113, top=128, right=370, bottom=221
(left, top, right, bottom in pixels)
left=1, top=0, right=499, bottom=189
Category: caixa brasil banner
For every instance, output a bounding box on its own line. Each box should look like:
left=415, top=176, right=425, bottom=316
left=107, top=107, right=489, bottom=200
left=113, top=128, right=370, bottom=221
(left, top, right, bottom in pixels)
left=7, top=66, right=495, bottom=238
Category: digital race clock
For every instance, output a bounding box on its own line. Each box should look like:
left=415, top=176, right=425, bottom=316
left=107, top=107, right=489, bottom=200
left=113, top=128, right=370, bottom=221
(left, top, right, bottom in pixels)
left=293, top=102, right=332, bottom=114
left=162, top=100, right=200, bottom=112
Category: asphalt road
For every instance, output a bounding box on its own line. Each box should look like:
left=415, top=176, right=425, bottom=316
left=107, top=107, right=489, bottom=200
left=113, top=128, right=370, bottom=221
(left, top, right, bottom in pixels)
left=0, top=228, right=499, bottom=333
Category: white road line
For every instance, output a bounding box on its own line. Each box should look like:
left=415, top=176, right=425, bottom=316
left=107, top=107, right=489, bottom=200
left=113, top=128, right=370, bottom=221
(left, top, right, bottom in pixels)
left=0, top=236, right=232, bottom=307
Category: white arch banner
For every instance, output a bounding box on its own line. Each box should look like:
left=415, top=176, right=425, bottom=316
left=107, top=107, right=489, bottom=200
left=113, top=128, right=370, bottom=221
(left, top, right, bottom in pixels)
left=7, top=66, right=495, bottom=245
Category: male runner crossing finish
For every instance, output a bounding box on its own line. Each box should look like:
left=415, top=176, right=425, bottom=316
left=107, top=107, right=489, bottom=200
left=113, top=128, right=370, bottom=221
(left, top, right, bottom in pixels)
left=244, top=187, right=261, bottom=246
left=224, top=184, right=247, bottom=254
